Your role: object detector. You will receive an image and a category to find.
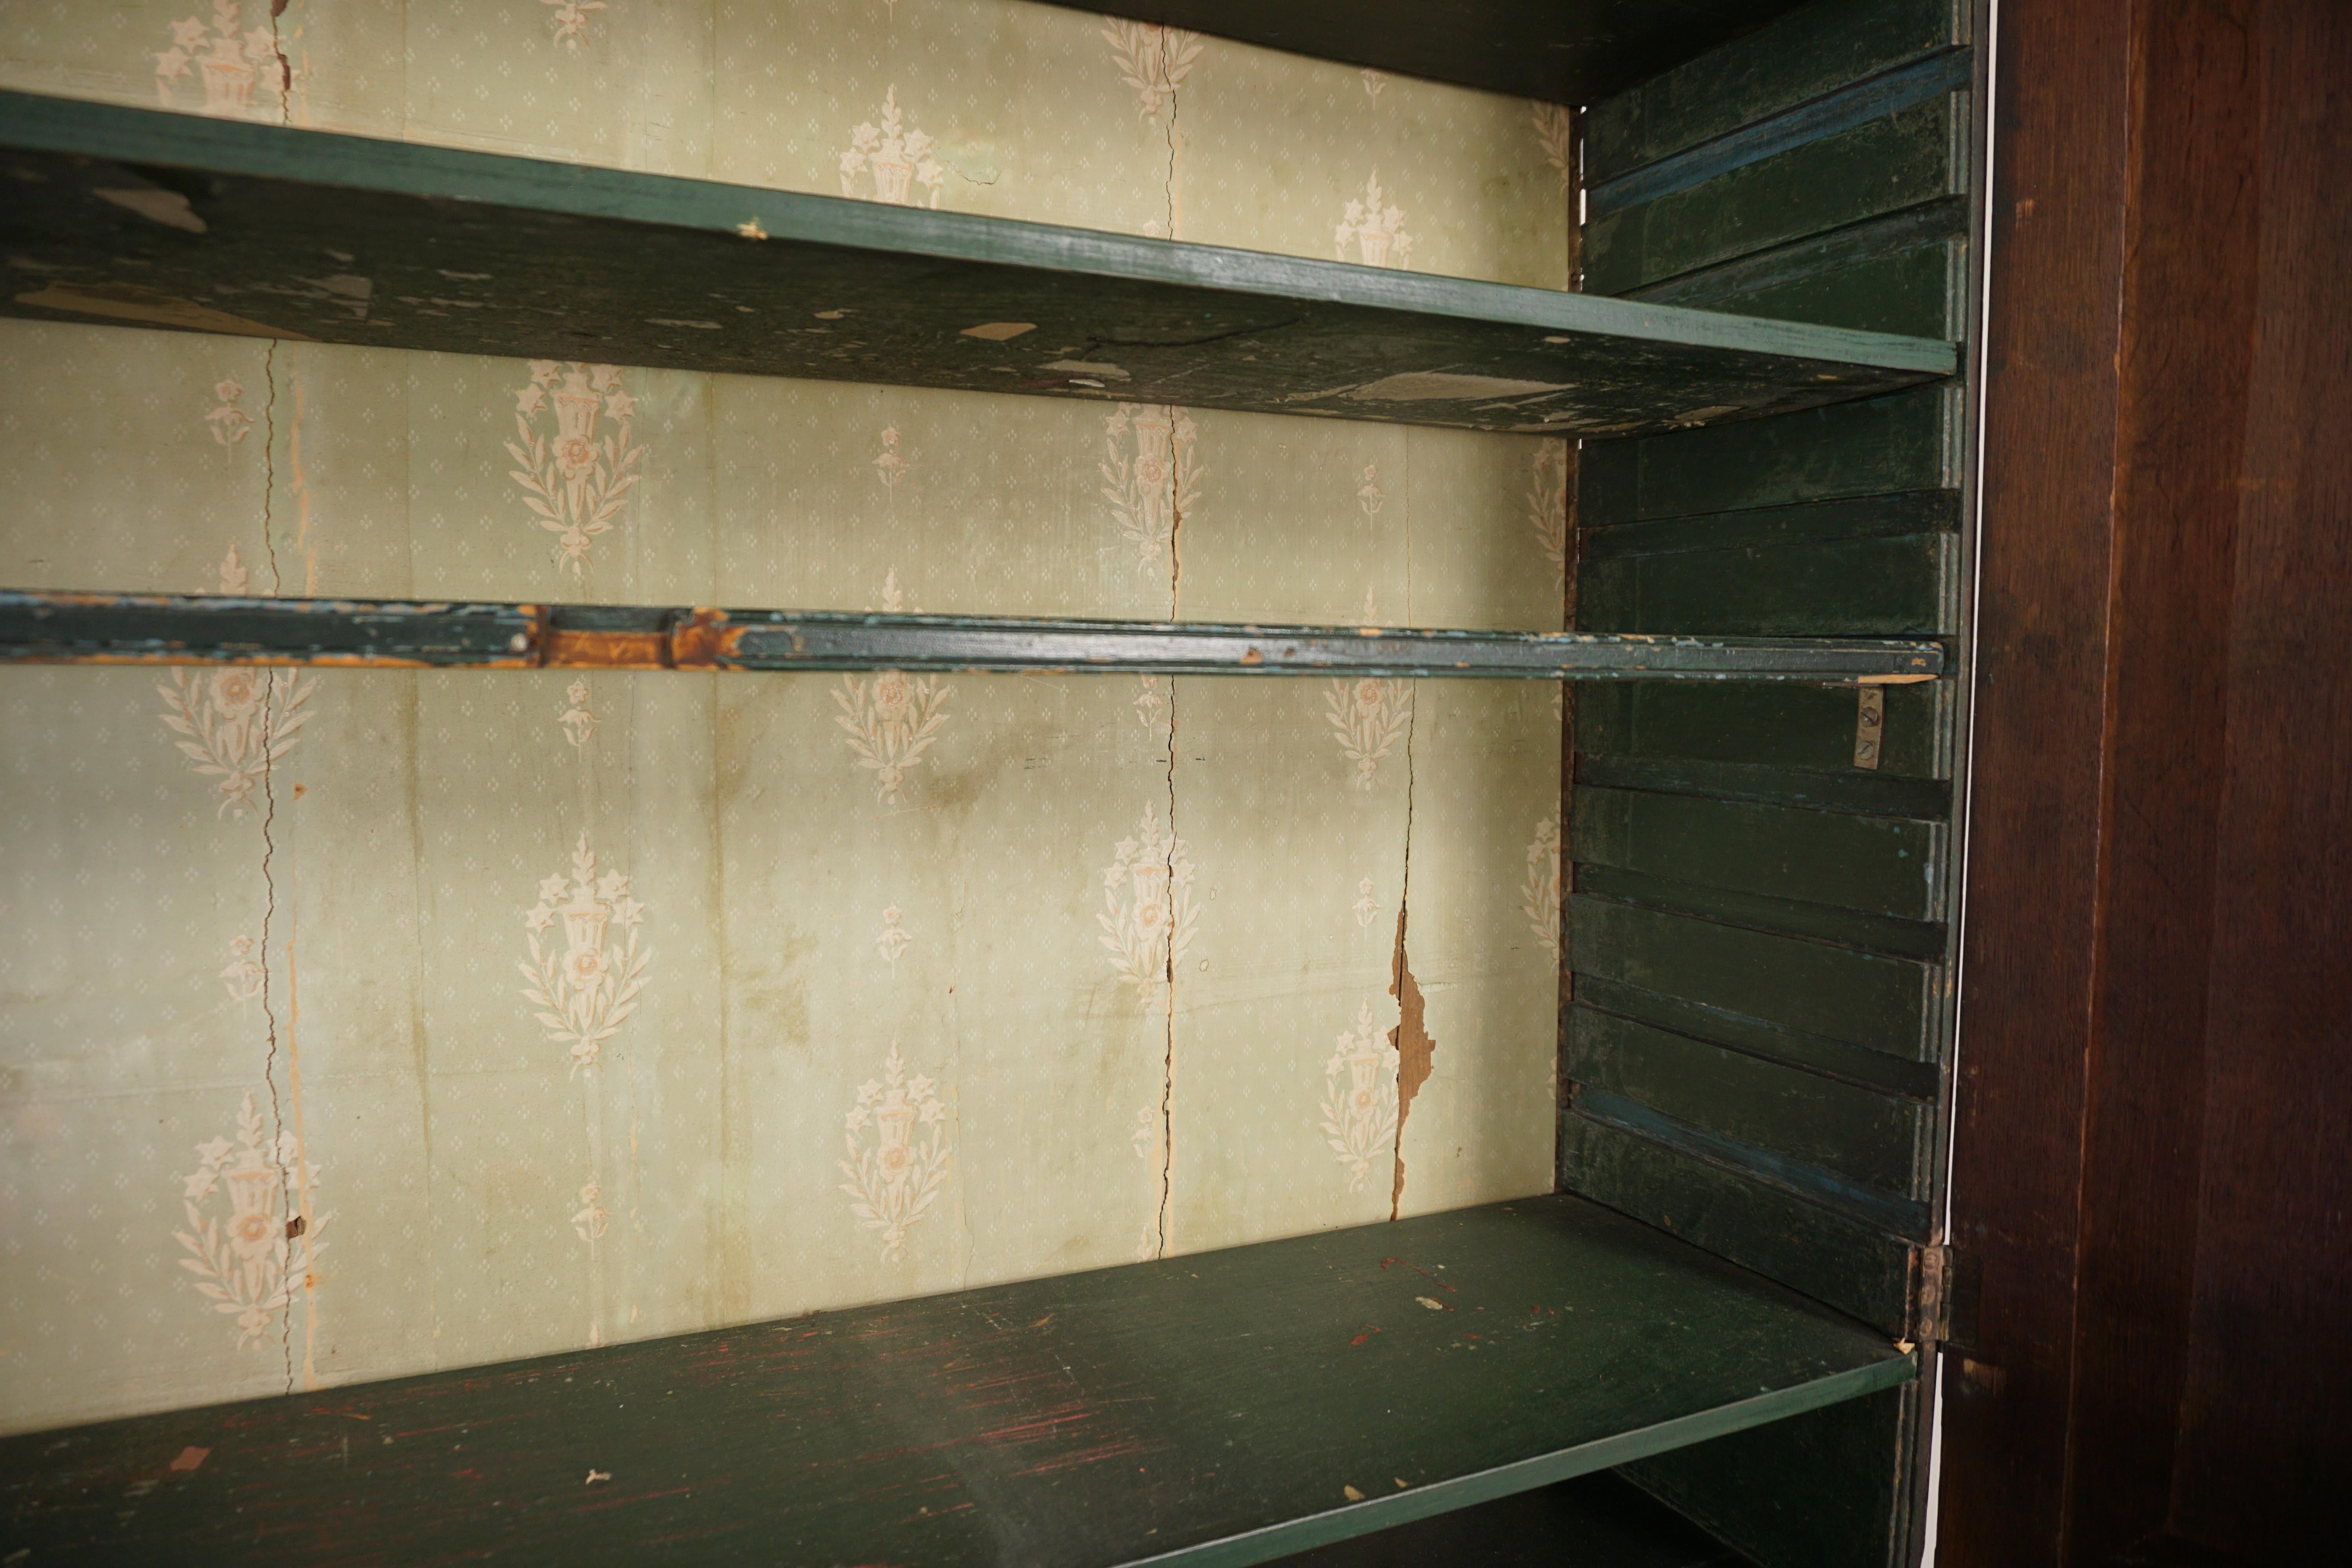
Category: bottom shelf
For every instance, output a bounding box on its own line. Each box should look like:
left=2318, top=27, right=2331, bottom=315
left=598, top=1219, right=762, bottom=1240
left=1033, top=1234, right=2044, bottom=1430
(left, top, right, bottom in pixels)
left=1270, top=1472, right=1754, bottom=1567
left=0, top=1195, right=1909, bottom=1566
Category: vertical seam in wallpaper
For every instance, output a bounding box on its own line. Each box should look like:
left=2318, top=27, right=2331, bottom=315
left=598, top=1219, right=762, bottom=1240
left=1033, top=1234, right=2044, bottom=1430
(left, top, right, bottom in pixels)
left=1149, top=39, right=1187, bottom=1262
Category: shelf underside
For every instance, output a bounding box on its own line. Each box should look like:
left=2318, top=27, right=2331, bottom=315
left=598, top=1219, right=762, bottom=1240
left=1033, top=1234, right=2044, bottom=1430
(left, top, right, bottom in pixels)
left=0, top=591, right=1945, bottom=681
left=1057, top=1, right=1812, bottom=106
left=0, top=93, right=1951, bottom=438
left=0, top=1195, right=1908, bottom=1567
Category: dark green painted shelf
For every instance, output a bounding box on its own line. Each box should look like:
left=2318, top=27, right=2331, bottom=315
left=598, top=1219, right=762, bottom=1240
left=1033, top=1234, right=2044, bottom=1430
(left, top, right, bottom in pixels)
left=1050, top=1, right=1812, bottom=106
left=0, top=91, right=1951, bottom=438
left=0, top=1196, right=1907, bottom=1567
left=0, top=589, right=1946, bottom=681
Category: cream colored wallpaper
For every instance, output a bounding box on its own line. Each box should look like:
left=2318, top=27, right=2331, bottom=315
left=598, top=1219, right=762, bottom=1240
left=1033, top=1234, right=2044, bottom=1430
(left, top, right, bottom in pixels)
left=0, top=0, right=1571, bottom=1435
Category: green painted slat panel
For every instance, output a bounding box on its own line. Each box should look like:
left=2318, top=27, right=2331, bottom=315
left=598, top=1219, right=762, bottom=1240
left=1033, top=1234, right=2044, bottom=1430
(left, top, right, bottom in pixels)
left=1580, top=386, right=1958, bottom=526
left=0, top=91, right=1953, bottom=439
left=1570, top=895, right=1935, bottom=1060
left=1574, top=865, right=1948, bottom=963
left=1587, top=0, right=1965, bottom=179
left=1620, top=1386, right=1915, bottom=1568
left=1558, top=1114, right=1916, bottom=1335
left=1576, top=754, right=1951, bottom=821
left=1054, top=1, right=1815, bottom=107
left=0, top=1196, right=1911, bottom=1568
left=1270, top=1473, right=1756, bottom=1568
left=1580, top=490, right=1959, bottom=561
left=1566, top=1008, right=1927, bottom=1198
left=1626, top=201, right=1967, bottom=338
left=1579, top=533, right=1955, bottom=637
left=1573, top=977, right=1940, bottom=1104
left=1584, top=94, right=1966, bottom=298
left=1574, top=788, right=1945, bottom=920
left=1577, top=682, right=1949, bottom=780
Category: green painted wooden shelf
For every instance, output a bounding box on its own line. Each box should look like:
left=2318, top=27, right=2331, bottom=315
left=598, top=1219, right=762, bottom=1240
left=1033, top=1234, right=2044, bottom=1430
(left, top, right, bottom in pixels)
left=0, top=589, right=1946, bottom=681
left=1052, top=1, right=1813, bottom=105
left=0, top=91, right=1952, bottom=438
left=0, top=1196, right=1908, bottom=1567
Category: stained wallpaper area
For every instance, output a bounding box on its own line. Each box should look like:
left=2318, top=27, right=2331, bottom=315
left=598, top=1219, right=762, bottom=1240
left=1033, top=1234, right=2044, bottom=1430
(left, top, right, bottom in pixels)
left=0, top=0, right=1571, bottom=1435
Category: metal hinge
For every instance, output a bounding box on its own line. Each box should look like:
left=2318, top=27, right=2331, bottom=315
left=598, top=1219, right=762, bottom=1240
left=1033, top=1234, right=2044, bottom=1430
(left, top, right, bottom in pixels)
left=1854, top=684, right=1886, bottom=769
left=1909, top=1243, right=1979, bottom=1348
left=1911, top=1244, right=1953, bottom=1343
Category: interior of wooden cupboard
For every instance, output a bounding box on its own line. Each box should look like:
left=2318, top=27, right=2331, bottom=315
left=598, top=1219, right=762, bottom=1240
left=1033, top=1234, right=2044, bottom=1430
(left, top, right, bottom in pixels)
left=0, top=0, right=1981, bottom=1563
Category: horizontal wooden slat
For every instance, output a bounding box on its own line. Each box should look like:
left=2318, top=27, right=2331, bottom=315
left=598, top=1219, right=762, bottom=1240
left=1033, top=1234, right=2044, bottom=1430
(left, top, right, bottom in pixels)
left=1584, top=94, right=1967, bottom=297
left=1270, top=1472, right=1754, bottom=1568
left=0, top=1195, right=1911, bottom=1568
left=1570, top=896, right=1936, bottom=1061
left=1581, top=386, right=1959, bottom=525
left=1578, top=682, right=1950, bottom=780
left=1625, top=200, right=1968, bottom=338
left=1576, top=754, right=1952, bottom=820
left=1573, top=977, right=1940, bottom=1104
left=1587, top=50, right=1971, bottom=216
left=0, top=91, right=1952, bottom=440
left=1574, top=789, right=1945, bottom=920
left=0, top=590, right=1946, bottom=681
left=1558, top=1114, right=1917, bottom=1335
left=1581, top=490, right=1959, bottom=561
left=1579, top=533, right=1955, bottom=637
left=1587, top=0, right=1965, bottom=180
left=1574, top=865, right=1948, bottom=963
left=1566, top=1008, right=1928, bottom=1199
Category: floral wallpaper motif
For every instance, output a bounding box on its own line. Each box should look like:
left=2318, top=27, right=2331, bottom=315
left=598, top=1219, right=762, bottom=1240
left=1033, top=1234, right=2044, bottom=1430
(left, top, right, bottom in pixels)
left=507, top=362, right=644, bottom=574
left=1322, top=1002, right=1400, bottom=1192
left=840, top=1045, right=952, bottom=1259
left=1099, top=802, right=1198, bottom=1000
left=520, top=831, right=652, bottom=1075
left=1524, top=817, right=1563, bottom=963
left=175, top=1092, right=327, bottom=1348
left=0, top=0, right=1568, bottom=1438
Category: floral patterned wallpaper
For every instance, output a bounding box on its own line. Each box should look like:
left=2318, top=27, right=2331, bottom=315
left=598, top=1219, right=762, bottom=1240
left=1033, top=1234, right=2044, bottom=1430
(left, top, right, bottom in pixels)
left=0, top=0, right=1570, bottom=1435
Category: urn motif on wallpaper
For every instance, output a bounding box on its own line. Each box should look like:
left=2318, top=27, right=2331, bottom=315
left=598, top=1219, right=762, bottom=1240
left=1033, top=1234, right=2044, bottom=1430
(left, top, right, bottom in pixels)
left=506, top=362, right=644, bottom=574
left=205, top=377, right=254, bottom=446
left=520, top=830, right=651, bottom=1075
left=1321, top=1002, right=1399, bottom=1192
left=154, top=3, right=280, bottom=119
left=1524, top=817, right=1563, bottom=962
left=543, top=0, right=608, bottom=51
left=1335, top=173, right=1412, bottom=268
left=1528, top=441, right=1570, bottom=576
left=1100, top=20, right=1203, bottom=122
left=840, top=89, right=944, bottom=208
left=1326, top=677, right=1413, bottom=789
left=1100, top=802, right=1199, bottom=1000
left=174, top=1092, right=328, bottom=1347
left=1101, top=404, right=1203, bottom=569
left=840, top=1045, right=951, bottom=1260
left=835, top=669, right=953, bottom=804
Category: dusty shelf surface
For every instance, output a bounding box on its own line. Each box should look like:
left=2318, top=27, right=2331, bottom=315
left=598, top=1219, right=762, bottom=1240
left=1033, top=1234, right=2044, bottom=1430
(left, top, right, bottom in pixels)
left=0, top=91, right=1951, bottom=439
left=0, top=1194, right=1911, bottom=1567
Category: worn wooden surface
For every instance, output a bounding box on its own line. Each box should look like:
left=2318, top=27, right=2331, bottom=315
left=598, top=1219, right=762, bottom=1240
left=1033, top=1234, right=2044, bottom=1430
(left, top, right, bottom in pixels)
left=1042, top=1, right=1811, bottom=107
left=1935, top=0, right=2138, bottom=1560
left=0, top=590, right=1944, bottom=681
left=1555, top=1116, right=1915, bottom=1336
left=1579, top=682, right=1948, bottom=781
left=0, top=1194, right=1909, bottom=1567
left=1586, top=0, right=1963, bottom=180
left=1572, top=789, right=1944, bottom=921
left=1570, top=898, right=1933, bottom=1063
left=1583, top=96, right=1965, bottom=297
left=0, top=93, right=1951, bottom=441
left=1581, top=387, right=1957, bottom=526
left=1626, top=201, right=1967, bottom=339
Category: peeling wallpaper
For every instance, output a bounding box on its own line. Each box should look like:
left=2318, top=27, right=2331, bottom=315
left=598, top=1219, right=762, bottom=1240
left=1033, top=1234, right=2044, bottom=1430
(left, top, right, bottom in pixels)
left=0, top=0, right=1571, bottom=1435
